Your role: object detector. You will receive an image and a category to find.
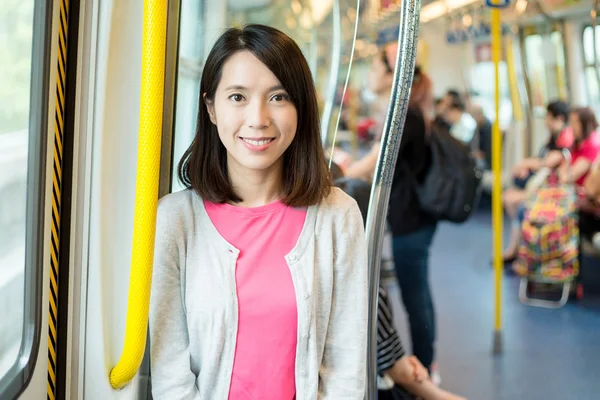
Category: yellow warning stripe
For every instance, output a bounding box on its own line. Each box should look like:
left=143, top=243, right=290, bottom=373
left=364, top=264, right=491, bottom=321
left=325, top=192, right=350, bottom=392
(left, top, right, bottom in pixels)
left=48, top=0, right=69, bottom=398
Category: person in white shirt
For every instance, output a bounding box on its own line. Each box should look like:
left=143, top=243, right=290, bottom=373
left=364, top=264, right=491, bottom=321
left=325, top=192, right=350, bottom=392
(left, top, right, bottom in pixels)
left=445, top=95, right=477, bottom=145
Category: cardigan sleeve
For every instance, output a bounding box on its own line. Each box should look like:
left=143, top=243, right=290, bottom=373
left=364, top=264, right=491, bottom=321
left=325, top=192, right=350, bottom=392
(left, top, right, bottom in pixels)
left=318, top=200, right=369, bottom=399
left=149, top=198, right=202, bottom=400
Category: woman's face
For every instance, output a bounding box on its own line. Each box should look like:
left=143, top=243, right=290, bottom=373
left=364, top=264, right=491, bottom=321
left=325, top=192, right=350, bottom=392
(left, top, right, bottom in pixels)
left=206, top=51, right=298, bottom=176
left=367, top=55, right=393, bottom=95
left=569, top=112, right=582, bottom=141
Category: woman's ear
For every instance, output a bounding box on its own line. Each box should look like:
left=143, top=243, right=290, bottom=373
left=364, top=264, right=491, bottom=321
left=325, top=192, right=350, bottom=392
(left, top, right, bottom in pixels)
left=204, top=93, right=216, bottom=125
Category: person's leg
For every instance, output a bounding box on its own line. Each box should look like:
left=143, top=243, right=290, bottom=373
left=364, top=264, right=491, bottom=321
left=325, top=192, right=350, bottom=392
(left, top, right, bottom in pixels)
left=502, top=189, right=527, bottom=259
left=392, top=224, right=437, bottom=370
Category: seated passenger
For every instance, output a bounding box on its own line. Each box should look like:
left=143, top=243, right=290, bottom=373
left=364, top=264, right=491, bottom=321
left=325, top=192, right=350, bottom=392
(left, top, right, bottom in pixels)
left=506, top=107, right=600, bottom=265
left=501, top=100, right=572, bottom=263
left=511, top=100, right=572, bottom=187
left=544, top=107, right=600, bottom=186
left=377, top=286, right=466, bottom=400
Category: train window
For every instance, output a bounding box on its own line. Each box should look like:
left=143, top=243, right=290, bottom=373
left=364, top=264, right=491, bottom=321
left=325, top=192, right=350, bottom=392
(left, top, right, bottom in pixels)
left=0, top=0, right=49, bottom=398
left=0, top=0, right=35, bottom=380
left=582, top=25, right=600, bottom=112
left=523, top=29, right=568, bottom=111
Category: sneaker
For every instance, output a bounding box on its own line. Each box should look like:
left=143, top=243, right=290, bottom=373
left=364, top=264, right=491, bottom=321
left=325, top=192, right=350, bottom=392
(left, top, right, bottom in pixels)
left=430, top=362, right=441, bottom=386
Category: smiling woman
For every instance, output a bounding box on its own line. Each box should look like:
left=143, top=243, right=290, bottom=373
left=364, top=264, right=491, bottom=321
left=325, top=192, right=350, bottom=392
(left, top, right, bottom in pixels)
left=150, top=24, right=369, bottom=400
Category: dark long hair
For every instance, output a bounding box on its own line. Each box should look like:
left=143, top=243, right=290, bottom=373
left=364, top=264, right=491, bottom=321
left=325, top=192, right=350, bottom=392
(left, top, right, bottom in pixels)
left=572, top=107, right=598, bottom=143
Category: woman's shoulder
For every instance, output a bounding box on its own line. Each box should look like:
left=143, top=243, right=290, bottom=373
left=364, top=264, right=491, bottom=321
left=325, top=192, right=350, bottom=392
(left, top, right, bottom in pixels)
left=577, top=131, right=600, bottom=156
left=316, top=187, right=363, bottom=223
left=157, top=189, right=201, bottom=224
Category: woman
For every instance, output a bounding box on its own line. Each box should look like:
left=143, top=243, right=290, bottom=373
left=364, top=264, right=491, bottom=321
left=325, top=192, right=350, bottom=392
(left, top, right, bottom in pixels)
left=546, top=107, right=600, bottom=185
left=149, top=25, right=368, bottom=399
left=345, top=43, right=439, bottom=376
left=501, top=101, right=572, bottom=264
left=550, top=107, right=600, bottom=244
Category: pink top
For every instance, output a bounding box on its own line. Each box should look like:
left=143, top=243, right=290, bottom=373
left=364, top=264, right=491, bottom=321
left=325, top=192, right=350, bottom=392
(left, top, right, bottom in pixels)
left=570, top=131, right=600, bottom=186
left=205, top=200, right=307, bottom=400
left=555, top=127, right=574, bottom=149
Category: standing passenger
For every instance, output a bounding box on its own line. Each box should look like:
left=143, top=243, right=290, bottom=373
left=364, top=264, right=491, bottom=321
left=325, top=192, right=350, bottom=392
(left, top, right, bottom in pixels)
left=386, top=66, right=439, bottom=379
left=149, top=25, right=368, bottom=400
left=343, top=42, right=440, bottom=378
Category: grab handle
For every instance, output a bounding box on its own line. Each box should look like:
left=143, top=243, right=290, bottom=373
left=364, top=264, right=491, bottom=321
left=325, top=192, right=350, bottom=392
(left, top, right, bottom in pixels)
left=109, top=0, right=168, bottom=390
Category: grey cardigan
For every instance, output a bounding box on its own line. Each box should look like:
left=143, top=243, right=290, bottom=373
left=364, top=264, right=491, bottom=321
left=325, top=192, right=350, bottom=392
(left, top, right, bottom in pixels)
left=149, top=188, right=368, bottom=399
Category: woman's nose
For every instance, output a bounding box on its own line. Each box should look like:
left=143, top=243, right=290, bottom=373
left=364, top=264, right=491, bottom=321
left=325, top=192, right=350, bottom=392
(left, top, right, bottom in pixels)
left=247, top=100, right=270, bottom=129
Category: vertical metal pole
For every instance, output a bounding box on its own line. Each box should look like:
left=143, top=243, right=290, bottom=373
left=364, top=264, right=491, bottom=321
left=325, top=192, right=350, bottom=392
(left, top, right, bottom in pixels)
left=364, top=0, right=421, bottom=398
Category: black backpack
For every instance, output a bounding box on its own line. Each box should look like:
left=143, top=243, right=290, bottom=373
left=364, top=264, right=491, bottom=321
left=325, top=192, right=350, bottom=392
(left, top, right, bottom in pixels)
left=412, top=122, right=483, bottom=223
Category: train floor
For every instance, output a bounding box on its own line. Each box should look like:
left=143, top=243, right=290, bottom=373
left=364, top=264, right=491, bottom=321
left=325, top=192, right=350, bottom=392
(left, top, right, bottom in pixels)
left=384, top=209, right=600, bottom=400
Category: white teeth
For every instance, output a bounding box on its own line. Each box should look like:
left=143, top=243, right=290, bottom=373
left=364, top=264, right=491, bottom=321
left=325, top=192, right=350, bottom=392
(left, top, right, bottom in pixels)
left=242, top=138, right=272, bottom=146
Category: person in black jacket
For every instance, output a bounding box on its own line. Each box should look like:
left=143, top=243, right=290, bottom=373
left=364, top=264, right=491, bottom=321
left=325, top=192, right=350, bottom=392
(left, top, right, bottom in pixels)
left=330, top=162, right=466, bottom=400
left=343, top=43, right=440, bottom=378
left=386, top=67, right=439, bottom=376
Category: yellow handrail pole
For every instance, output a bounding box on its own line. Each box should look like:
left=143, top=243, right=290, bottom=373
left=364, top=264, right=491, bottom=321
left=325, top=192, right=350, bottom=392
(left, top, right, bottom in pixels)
left=505, top=36, right=523, bottom=124
left=110, top=0, right=168, bottom=389
left=491, top=7, right=504, bottom=354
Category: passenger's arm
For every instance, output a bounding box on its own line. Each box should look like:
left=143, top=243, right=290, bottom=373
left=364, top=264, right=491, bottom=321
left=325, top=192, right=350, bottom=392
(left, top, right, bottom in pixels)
left=521, top=157, right=544, bottom=172
left=149, top=202, right=201, bottom=400
left=543, top=150, right=565, bottom=169
left=559, top=158, right=592, bottom=184
left=344, top=142, right=380, bottom=180
left=318, top=202, right=368, bottom=399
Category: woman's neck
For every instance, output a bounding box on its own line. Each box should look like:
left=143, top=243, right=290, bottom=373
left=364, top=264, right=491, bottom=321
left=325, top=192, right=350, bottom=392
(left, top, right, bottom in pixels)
left=227, top=157, right=284, bottom=208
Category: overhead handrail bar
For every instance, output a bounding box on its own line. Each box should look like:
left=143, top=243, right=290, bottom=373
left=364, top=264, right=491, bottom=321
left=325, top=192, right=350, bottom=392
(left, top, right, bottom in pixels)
left=364, top=0, right=421, bottom=398
left=109, top=0, right=168, bottom=389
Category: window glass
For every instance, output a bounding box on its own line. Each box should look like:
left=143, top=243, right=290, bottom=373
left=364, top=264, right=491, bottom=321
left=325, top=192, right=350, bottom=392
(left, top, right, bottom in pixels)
left=0, top=0, right=34, bottom=380
left=582, top=25, right=600, bottom=114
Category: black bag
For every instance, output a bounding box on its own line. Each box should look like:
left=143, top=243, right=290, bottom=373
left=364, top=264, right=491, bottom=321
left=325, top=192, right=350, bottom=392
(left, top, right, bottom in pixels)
left=333, top=177, right=371, bottom=224
left=413, top=122, right=483, bottom=223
